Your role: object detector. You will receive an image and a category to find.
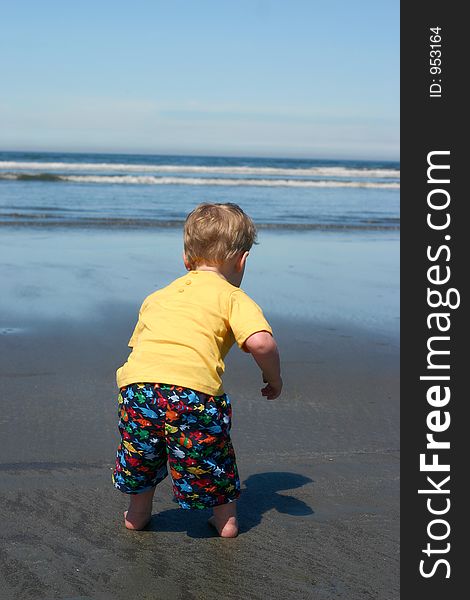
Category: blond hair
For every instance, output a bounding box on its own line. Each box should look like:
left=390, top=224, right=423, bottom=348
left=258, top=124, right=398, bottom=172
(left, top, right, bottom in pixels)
left=184, top=203, right=257, bottom=269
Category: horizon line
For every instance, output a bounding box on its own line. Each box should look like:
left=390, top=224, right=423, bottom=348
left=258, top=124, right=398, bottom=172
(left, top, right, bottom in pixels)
left=0, top=148, right=400, bottom=164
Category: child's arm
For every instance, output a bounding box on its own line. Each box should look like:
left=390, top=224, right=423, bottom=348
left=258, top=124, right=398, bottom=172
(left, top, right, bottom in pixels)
left=244, top=331, right=282, bottom=400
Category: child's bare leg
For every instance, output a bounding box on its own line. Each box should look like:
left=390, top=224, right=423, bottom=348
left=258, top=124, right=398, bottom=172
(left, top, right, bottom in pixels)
left=208, top=500, right=238, bottom=538
left=124, top=486, right=156, bottom=530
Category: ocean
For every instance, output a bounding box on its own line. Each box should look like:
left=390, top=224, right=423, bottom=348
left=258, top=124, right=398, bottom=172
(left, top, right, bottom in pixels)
left=0, top=151, right=399, bottom=229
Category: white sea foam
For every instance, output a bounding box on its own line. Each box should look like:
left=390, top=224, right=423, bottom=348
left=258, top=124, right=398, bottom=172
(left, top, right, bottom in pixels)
left=0, top=161, right=400, bottom=179
left=40, top=174, right=399, bottom=188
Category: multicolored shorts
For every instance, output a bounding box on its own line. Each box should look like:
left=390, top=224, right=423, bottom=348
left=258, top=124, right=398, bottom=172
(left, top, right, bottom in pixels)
left=112, top=383, right=241, bottom=510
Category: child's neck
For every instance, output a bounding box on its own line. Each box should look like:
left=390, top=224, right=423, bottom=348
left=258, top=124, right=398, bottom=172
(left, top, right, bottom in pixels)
left=195, top=265, right=227, bottom=280
left=194, top=263, right=242, bottom=288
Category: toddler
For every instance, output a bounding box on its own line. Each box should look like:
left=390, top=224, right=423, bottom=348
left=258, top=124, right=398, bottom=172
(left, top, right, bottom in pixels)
left=112, top=203, right=282, bottom=537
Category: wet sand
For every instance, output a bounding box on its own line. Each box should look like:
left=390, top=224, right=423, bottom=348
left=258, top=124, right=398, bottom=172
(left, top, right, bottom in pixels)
left=0, top=228, right=399, bottom=599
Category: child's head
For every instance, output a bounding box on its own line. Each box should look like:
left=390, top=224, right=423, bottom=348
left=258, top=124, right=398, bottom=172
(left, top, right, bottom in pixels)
left=184, top=203, right=257, bottom=270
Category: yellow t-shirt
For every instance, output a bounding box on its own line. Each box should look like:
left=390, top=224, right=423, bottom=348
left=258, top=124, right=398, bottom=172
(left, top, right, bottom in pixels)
left=116, top=270, right=273, bottom=396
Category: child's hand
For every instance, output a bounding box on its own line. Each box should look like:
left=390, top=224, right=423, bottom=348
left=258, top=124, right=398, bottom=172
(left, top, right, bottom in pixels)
left=261, top=375, right=283, bottom=400
left=244, top=332, right=282, bottom=400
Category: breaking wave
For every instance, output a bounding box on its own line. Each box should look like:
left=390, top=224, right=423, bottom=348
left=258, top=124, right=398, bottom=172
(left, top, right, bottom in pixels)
left=0, top=172, right=399, bottom=188
left=0, top=160, right=400, bottom=179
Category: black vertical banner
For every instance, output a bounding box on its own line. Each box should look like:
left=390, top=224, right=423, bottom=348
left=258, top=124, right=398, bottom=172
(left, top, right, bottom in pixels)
left=401, top=2, right=465, bottom=597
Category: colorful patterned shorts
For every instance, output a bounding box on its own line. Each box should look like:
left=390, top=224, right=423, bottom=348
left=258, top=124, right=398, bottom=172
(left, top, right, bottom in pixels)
left=112, top=383, right=241, bottom=510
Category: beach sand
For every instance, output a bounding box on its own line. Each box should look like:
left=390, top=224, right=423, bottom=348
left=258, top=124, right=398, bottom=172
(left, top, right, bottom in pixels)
left=0, top=228, right=399, bottom=600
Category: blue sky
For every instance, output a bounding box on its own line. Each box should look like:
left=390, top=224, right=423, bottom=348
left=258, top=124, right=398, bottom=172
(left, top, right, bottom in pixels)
left=0, top=1, right=399, bottom=160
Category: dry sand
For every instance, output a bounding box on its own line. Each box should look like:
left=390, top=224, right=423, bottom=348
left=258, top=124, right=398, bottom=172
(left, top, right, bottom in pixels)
left=0, top=313, right=399, bottom=600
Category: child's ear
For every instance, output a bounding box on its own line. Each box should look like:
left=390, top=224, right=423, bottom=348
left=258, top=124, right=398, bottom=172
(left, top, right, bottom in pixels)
left=237, top=251, right=249, bottom=272
left=183, top=252, right=191, bottom=270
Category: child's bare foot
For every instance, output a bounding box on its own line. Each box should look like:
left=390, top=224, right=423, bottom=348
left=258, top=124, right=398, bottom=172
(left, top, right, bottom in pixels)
left=124, top=509, right=152, bottom=530
left=208, top=515, right=238, bottom=537
left=208, top=501, right=239, bottom=537
left=123, top=487, right=156, bottom=530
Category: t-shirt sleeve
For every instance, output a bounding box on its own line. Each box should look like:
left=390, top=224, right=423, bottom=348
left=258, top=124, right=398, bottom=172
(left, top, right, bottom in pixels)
left=127, top=298, right=149, bottom=347
left=128, top=321, right=144, bottom=348
left=228, top=289, right=273, bottom=352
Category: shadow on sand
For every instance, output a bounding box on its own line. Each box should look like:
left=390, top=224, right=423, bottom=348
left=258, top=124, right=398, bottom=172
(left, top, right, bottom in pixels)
left=147, top=471, right=314, bottom=538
